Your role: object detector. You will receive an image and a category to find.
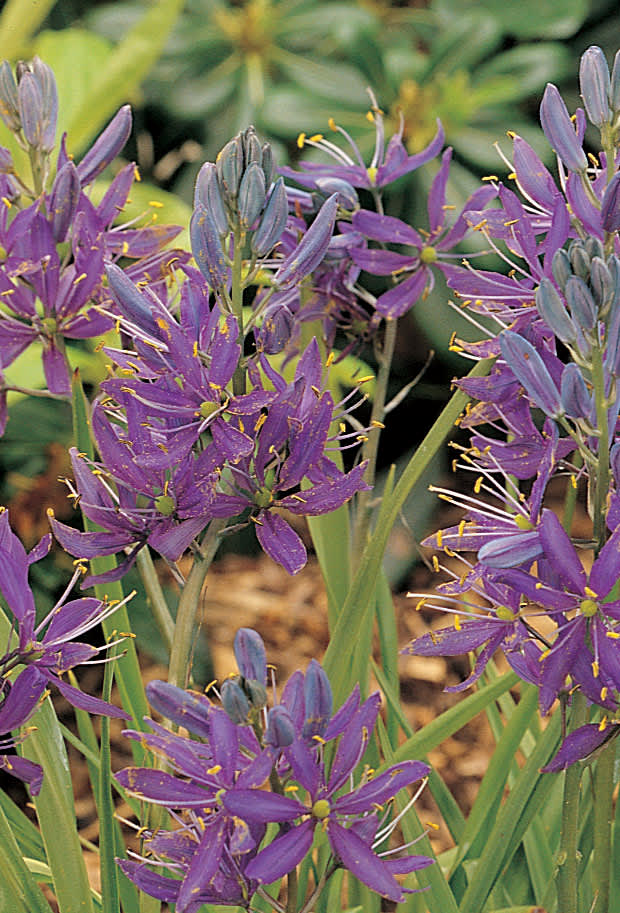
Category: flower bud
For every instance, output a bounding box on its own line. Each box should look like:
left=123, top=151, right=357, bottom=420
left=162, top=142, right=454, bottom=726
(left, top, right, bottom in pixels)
left=601, top=171, right=620, bottom=233
left=551, top=248, right=572, bottom=291
left=106, top=262, right=159, bottom=337
left=590, top=257, right=614, bottom=314
left=261, top=141, right=274, bottom=186
left=77, top=105, right=132, bottom=185
left=31, top=57, right=57, bottom=152
left=49, top=160, right=81, bottom=242
left=565, top=276, right=597, bottom=332
left=234, top=628, right=267, bottom=686
left=221, top=677, right=251, bottom=724
left=579, top=46, right=611, bottom=127
left=216, top=135, right=244, bottom=200
left=584, top=236, right=604, bottom=261
left=500, top=330, right=563, bottom=418
left=314, top=177, right=359, bottom=210
left=611, top=50, right=620, bottom=114
left=190, top=204, right=229, bottom=290
left=535, top=277, right=576, bottom=345
left=275, top=193, right=338, bottom=288
left=145, top=680, right=211, bottom=737
left=17, top=70, right=44, bottom=148
left=568, top=240, right=591, bottom=280
left=242, top=126, right=262, bottom=167
left=251, top=177, right=288, bottom=257
left=194, top=162, right=228, bottom=235
left=265, top=705, right=295, bottom=747
left=238, top=161, right=266, bottom=229
left=302, top=659, right=333, bottom=740
left=258, top=302, right=294, bottom=354
left=0, top=61, right=20, bottom=132
left=540, top=83, right=588, bottom=173
left=561, top=363, right=592, bottom=420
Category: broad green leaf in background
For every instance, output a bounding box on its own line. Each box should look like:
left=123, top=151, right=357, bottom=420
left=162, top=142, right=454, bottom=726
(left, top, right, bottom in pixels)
left=0, top=0, right=58, bottom=60
left=432, top=0, right=590, bottom=38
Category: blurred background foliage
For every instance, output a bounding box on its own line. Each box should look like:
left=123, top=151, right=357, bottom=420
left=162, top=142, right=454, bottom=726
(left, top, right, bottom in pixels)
left=0, top=0, right=618, bottom=635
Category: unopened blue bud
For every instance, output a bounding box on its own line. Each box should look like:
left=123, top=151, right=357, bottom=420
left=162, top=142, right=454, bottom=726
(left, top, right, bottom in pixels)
left=0, top=147, right=14, bottom=174
left=561, top=363, right=592, bottom=420
left=551, top=248, right=572, bottom=291
left=261, top=142, right=274, bottom=186
left=601, top=172, right=620, bottom=233
left=500, top=330, right=563, bottom=418
left=314, top=177, right=359, bottom=210
left=190, top=204, right=229, bottom=290
left=251, top=177, right=288, bottom=257
left=611, top=50, right=620, bottom=114
left=584, top=237, right=604, bottom=261
left=106, top=262, right=159, bottom=337
left=0, top=61, right=20, bottom=132
left=77, top=105, right=132, bottom=185
left=242, top=126, right=262, bottom=167
left=221, top=678, right=251, bottom=724
left=146, top=680, right=211, bottom=737
left=568, top=241, right=591, bottom=280
left=49, top=161, right=81, bottom=242
left=31, top=57, right=57, bottom=152
left=265, top=705, right=295, bottom=747
left=234, top=628, right=267, bottom=686
left=17, top=70, right=44, bottom=148
left=258, top=302, right=294, bottom=354
left=302, top=659, right=333, bottom=740
left=566, top=276, right=597, bottom=331
left=590, top=257, right=614, bottom=314
left=579, top=46, right=611, bottom=127
left=194, top=162, right=228, bottom=235
left=275, top=193, right=338, bottom=288
left=238, top=161, right=266, bottom=229
left=540, top=83, right=588, bottom=173
left=216, top=136, right=244, bottom=200
left=535, top=277, right=576, bottom=345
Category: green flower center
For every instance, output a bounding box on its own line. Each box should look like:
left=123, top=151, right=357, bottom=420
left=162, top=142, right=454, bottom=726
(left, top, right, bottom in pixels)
left=514, top=515, right=535, bottom=531
left=420, top=246, right=438, bottom=264
left=580, top=598, right=598, bottom=617
left=200, top=400, right=219, bottom=419
left=154, top=494, right=175, bottom=516
left=312, top=799, right=330, bottom=820
left=496, top=605, right=517, bottom=622
left=41, top=316, right=57, bottom=334
left=253, top=487, right=273, bottom=509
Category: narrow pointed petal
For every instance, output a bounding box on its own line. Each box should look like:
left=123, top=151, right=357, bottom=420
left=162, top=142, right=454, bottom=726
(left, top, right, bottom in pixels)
left=327, top=819, right=405, bottom=902
left=245, top=820, right=314, bottom=883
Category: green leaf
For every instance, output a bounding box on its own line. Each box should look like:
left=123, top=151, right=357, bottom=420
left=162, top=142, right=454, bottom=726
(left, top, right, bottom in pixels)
left=62, top=0, right=185, bottom=155
left=0, top=802, right=50, bottom=913
left=432, top=0, right=589, bottom=38
left=20, top=699, right=94, bottom=913
left=0, top=789, right=45, bottom=862
left=473, top=43, right=570, bottom=104
left=272, top=48, right=369, bottom=105
left=322, top=358, right=494, bottom=707
left=0, top=0, right=58, bottom=59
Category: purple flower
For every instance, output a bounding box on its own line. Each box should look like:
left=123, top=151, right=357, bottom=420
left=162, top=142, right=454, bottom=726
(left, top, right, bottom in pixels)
left=281, top=91, right=444, bottom=191
left=349, top=148, right=496, bottom=319
left=0, top=510, right=129, bottom=793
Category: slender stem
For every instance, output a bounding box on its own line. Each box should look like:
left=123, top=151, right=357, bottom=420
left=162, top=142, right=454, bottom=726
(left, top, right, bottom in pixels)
left=592, top=737, right=615, bottom=913
left=167, top=520, right=224, bottom=689
left=352, top=316, right=398, bottom=561
left=556, top=691, right=588, bottom=913
left=135, top=548, right=175, bottom=653
left=286, top=866, right=298, bottom=913
left=591, top=345, right=610, bottom=547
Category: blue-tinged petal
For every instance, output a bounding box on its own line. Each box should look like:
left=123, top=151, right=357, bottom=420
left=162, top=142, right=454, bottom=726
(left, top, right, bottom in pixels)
left=274, top=194, right=338, bottom=288
left=0, top=666, right=46, bottom=732
left=541, top=619, right=586, bottom=704
left=602, top=172, right=620, bottom=232
left=350, top=246, right=414, bottom=276
left=327, top=819, right=405, bottom=902
left=536, top=277, right=576, bottom=345
left=403, top=620, right=504, bottom=658
left=478, top=529, right=542, bottom=567
left=324, top=683, right=360, bottom=741
left=378, top=119, right=444, bottom=187
left=374, top=269, right=430, bottom=319
left=116, top=767, right=214, bottom=806
left=105, top=263, right=159, bottom=338
left=334, top=761, right=429, bottom=816
left=0, top=509, right=36, bottom=634
left=579, top=45, right=611, bottom=128
left=42, top=597, right=103, bottom=644
left=77, top=105, right=132, bottom=185
left=591, top=524, right=620, bottom=595
left=0, top=753, right=44, bottom=794
left=513, top=136, right=558, bottom=210
left=352, top=209, right=422, bottom=247
left=236, top=747, right=274, bottom=788
left=254, top=510, right=307, bottom=575
left=146, top=680, right=212, bottom=737
left=52, top=677, right=130, bottom=718
left=234, top=628, right=267, bottom=685
left=209, top=708, right=239, bottom=784
left=147, top=516, right=206, bottom=562
left=245, top=819, right=315, bottom=882
left=223, top=789, right=305, bottom=823
left=285, top=736, right=322, bottom=796
left=48, top=516, right=136, bottom=558
left=542, top=722, right=619, bottom=772
left=328, top=693, right=380, bottom=794
left=176, top=819, right=226, bottom=913
left=539, top=510, right=587, bottom=593
left=303, top=659, right=332, bottom=740
left=540, top=83, right=587, bottom=173
left=116, top=860, right=180, bottom=902
left=280, top=461, right=369, bottom=517
left=500, top=331, right=562, bottom=418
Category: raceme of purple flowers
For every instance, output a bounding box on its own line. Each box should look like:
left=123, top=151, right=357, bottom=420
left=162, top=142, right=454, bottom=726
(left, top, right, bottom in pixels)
left=116, top=628, right=432, bottom=910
